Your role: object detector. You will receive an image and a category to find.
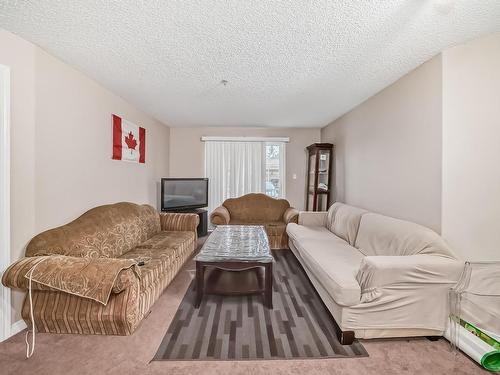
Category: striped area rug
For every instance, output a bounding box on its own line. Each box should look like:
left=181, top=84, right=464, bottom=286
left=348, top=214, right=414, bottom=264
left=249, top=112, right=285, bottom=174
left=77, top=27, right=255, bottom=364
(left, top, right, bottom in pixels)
left=153, top=250, right=367, bottom=361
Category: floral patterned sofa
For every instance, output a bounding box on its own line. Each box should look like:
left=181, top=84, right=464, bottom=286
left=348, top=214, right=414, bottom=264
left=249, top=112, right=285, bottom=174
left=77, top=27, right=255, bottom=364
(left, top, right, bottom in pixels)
left=2, top=202, right=198, bottom=336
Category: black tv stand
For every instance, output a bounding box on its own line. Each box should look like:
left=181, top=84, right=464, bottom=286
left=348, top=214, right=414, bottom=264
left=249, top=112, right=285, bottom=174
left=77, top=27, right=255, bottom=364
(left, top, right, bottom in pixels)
left=167, top=208, right=208, bottom=237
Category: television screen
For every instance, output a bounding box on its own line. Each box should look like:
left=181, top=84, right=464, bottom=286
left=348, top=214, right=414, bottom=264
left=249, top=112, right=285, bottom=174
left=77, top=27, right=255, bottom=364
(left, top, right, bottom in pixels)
left=161, top=178, right=208, bottom=211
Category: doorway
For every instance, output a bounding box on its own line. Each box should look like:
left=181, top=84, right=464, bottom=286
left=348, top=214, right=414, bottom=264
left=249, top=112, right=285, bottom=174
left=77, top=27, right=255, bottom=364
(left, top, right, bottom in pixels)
left=0, top=64, right=11, bottom=342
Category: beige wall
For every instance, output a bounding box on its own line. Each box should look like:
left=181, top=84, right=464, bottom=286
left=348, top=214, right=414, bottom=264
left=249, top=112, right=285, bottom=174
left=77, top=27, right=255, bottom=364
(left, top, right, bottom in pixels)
left=169, top=127, right=321, bottom=210
left=0, top=30, right=170, bottom=324
left=442, top=32, right=500, bottom=261
left=33, top=48, right=170, bottom=230
left=321, top=56, right=443, bottom=232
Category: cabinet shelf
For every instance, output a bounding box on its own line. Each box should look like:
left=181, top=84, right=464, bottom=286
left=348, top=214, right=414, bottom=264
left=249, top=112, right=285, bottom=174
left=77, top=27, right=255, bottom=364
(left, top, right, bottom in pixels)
left=308, top=189, right=329, bottom=194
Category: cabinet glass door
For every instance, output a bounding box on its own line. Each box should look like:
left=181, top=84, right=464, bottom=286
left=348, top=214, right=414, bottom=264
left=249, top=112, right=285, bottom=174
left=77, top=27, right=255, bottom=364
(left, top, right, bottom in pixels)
left=308, top=153, right=316, bottom=192
left=317, top=150, right=330, bottom=192
left=307, top=152, right=316, bottom=210
left=317, top=193, right=328, bottom=211
left=305, top=143, right=333, bottom=211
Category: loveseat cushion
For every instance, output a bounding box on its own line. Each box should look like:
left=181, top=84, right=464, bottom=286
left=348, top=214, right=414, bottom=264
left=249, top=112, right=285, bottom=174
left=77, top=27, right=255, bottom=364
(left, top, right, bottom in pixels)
left=230, top=220, right=286, bottom=233
left=291, top=234, right=364, bottom=306
left=355, top=213, right=456, bottom=257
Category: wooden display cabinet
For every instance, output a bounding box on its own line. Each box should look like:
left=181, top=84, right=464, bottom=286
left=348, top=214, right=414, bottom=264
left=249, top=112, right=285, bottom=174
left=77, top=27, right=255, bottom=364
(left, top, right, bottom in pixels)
left=306, top=143, right=334, bottom=211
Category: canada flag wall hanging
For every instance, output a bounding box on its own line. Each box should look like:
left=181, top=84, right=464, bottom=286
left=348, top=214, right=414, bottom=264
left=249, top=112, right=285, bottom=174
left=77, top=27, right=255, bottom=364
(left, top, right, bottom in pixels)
left=112, top=114, right=146, bottom=163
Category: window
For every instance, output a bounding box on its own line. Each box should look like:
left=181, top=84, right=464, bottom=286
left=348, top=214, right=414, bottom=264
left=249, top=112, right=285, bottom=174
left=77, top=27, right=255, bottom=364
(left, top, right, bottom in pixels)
left=204, top=137, right=287, bottom=214
left=264, top=143, right=285, bottom=198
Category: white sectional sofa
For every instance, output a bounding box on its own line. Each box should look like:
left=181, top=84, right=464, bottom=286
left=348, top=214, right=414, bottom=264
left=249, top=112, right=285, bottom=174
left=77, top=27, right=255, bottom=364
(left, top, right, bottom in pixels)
left=286, top=202, right=464, bottom=344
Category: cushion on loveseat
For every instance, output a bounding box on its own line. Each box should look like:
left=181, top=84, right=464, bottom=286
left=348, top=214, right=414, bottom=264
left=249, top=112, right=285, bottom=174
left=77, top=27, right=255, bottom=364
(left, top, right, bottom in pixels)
left=355, top=213, right=456, bottom=257
left=229, top=220, right=286, bottom=234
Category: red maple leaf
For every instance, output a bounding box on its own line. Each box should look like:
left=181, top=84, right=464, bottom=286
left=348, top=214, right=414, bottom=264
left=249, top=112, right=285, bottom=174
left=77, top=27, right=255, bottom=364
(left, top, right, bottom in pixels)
left=124, top=131, right=137, bottom=150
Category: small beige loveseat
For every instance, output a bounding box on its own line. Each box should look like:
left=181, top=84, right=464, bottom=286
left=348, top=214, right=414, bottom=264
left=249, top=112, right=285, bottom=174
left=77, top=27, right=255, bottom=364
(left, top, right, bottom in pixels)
left=287, top=202, right=464, bottom=344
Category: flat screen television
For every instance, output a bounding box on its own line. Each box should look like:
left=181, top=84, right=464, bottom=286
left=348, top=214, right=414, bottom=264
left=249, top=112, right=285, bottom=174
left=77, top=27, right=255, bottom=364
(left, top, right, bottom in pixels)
left=161, top=178, right=208, bottom=211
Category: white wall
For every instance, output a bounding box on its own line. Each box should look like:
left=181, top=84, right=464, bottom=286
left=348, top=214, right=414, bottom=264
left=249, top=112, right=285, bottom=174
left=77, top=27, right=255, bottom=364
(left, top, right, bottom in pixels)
left=0, top=30, right=171, bottom=323
left=169, top=127, right=321, bottom=210
left=321, top=56, right=443, bottom=232
left=442, top=32, right=500, bottom=261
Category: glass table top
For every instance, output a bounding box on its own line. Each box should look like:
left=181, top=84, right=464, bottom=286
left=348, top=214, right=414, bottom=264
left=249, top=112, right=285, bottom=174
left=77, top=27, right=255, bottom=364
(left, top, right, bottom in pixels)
left=195, top=225, right=274, bottom=263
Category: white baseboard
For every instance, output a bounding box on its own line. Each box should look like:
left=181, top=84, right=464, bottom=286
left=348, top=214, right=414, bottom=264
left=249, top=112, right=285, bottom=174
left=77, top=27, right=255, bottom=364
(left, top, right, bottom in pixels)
left=10, top=319, right=27, bottom=336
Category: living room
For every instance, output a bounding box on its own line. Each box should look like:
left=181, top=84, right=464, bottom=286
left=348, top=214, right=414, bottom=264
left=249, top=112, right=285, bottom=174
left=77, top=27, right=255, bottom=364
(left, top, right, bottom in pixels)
left=0, top=1, right=499, bottom=374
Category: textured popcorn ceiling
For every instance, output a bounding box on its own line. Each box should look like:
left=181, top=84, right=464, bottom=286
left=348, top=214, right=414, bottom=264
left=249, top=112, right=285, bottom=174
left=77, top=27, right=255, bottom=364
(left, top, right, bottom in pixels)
left=1, top=1, right=500, bottom=128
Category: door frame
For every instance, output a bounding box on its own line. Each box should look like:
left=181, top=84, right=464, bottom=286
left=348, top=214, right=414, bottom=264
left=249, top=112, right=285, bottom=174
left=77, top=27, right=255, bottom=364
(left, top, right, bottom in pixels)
left=0, top=64, right=11, bottom=342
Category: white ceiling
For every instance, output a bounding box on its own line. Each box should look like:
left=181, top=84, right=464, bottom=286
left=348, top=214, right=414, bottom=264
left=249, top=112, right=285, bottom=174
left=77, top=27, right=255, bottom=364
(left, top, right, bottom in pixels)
left=1, top=1, right=500, bottom=128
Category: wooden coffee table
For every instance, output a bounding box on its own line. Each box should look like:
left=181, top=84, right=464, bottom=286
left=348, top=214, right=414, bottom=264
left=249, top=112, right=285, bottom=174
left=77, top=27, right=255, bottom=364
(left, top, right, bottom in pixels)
left=194, top=225, right=274, bottom=308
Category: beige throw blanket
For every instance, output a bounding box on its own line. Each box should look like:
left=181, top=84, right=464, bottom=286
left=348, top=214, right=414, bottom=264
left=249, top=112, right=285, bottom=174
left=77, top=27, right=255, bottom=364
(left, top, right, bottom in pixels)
left=25, top=255, right=140, bottom=305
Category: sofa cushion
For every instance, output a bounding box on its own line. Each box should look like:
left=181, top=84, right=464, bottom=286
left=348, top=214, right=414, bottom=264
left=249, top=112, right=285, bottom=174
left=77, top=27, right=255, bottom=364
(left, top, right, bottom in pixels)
left=355, top=213, right=456, bottom=257
left=136, top=230, right=194, bottom=250
left=287, top=222, right=335, bottom=243
left=325, top=202, right=342, bottom=232
left=123, top=247, right=174, bottom=292
left=139, top=204, right=161, bottom=241
left=330, top=203, right=368, bottom=246
left=25, top=202, right=160, bottom=258
left=292, top=236, right=363, bottom=306
left=122, top=231, right=195, bottom=290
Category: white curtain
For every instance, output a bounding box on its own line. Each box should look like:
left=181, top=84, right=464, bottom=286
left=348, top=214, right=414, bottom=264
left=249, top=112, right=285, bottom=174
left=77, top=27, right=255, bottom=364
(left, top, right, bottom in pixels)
left=205, top=141, right=263, bottom=214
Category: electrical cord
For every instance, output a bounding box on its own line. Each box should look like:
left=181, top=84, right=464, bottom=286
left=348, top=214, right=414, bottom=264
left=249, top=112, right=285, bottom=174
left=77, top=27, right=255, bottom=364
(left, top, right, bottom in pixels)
left=24, top=257, right=48, bottom=359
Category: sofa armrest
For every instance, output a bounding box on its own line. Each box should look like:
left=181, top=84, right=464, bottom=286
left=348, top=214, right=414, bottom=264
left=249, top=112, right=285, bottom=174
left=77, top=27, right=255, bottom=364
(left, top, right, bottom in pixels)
left=2, top=256, right=50, bottom=290
left=2, top=256, right=140, bottom=295
left=210, top=206, right=230, bottom=225
left=283, top=207, right=299, bottom=224
left=159, top=212, right=199, bottom=232
left=111, top=267, right=138, bottom=293
left=298, top=211, right=327, bottom=226
left=356, top=255, right=465, bottom=291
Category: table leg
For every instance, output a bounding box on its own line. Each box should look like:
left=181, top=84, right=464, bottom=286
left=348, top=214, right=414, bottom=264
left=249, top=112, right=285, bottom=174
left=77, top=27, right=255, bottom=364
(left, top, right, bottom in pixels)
left=195, top=262, right=204, bottom=308
left=264, top=263, right=273, bottom=309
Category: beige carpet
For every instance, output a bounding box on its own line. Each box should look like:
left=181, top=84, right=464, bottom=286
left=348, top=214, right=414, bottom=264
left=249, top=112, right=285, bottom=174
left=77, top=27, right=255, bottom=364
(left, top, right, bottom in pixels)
left=0, top=252, right=488, bottom=374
